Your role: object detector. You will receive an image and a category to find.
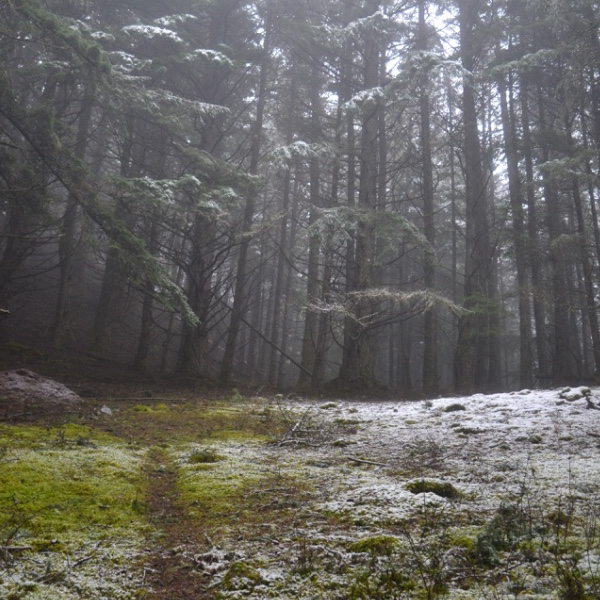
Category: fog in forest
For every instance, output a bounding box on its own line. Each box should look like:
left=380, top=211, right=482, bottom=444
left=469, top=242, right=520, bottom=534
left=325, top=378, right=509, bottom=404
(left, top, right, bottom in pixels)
left=2, top=0, right=600, bottom=394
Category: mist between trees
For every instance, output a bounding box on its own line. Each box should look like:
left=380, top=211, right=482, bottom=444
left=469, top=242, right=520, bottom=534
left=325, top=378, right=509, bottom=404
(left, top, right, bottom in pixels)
left=1, top=0, right=600, bottom=394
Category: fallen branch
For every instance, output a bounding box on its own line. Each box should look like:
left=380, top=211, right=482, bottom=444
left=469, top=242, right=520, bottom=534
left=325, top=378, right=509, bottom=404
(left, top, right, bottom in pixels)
left=346, top=456, right=388, bottom=468
left=0, top=545, right=32, bottom=552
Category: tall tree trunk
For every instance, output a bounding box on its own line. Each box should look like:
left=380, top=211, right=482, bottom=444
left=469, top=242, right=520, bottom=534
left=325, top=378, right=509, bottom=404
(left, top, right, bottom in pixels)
left=498, top=74, right=534, bottom=388
left=339, top=31, right=380, bottom=388
left=178, top=216, right=215, bottom=377
left=219, top=9, right=270, bottom=385
left=299, top=65, right=323, bottom=387
left=565, top=114, right=600, bottom=376
left=50, top=83, right=94, bottom=345
left=92, top=113, right=139, bottom=352
left=269, top=73, right=297, bottom=386
left=520, top=76, right=551, bottom=384
left=418, top=0, right=438, bottom=394
left=537, top=85, right=577, bottom=383
left=133, top=212, right=160, bottom=372
left=454, top=0, right=495, bottom=393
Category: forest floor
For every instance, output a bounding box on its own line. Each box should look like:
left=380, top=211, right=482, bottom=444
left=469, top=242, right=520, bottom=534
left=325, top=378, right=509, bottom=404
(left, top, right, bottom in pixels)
left=1, top=354, right=600, bottom=599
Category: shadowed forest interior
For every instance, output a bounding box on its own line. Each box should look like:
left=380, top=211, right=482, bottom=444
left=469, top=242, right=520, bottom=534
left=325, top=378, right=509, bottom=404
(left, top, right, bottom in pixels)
left=2, top=0, right=600, bottom=394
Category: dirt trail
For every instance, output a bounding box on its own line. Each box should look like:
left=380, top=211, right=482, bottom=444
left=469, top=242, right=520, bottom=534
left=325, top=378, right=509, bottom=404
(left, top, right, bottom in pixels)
left=144, top=448, right=214, bottom=600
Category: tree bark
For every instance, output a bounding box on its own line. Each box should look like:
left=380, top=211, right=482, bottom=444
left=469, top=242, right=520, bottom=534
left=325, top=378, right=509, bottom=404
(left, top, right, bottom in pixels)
left=218, top=8, right=270, bottom=385
left=418, top=0, right=438, bottom=394
left=454, top=0, right=496, bottom=393
left=498, top=74, right=534, bottom=388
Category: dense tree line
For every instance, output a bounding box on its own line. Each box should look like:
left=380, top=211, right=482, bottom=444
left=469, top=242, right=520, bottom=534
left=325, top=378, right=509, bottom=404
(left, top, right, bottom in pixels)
left=1, top=0, right=600, bottom=394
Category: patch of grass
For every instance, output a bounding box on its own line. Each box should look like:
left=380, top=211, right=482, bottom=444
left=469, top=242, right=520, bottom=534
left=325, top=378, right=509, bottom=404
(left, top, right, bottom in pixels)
left=101, top=399, right=286, bottom=445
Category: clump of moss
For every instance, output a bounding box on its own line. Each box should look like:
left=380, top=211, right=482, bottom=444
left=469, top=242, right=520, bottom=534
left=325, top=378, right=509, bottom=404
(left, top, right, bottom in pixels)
left=448, top=527, right=477, bottom=551
left=529, top=433, right=543, bottom=444
left=319, top=402, right=338, bottom=410
left=335, top=418, right=361, bottom=425
left=221, top=561, right=263, bottom=591
left=443, top=403, right=467, bottom=412
left=0, top=426, right=147, bottom=548
left=349, top=535, right=399, bottom=557
left=472, top=503, right=528, bottom=566
left=455, top=426, right=484, bottom=435
left=188, top=448, right=223, bottom=464
left=332, top=439, right=352, bottom=448
left=406, top=479, right=462, bottom=499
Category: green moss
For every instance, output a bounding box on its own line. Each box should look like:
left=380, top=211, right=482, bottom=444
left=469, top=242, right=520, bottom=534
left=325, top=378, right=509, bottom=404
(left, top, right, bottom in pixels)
left=349, top=535, right=399, bottom=556
left=332, top=439, right=353, bottom=447
left=406, top=479, right=462, bottom=499
left=447, top=527, right=478, bottom=551
left=188, top=447, right=223, bottom=464
left=319, top=402, right=338, bottom=410
left=209, top=429, right=271, bottom=442
left=0, top=423, right=122, bottom=450
left=221, top=561, right=263, bottom=591
left=455, top=426, right=484, bottom=435
left=1, top=340, right=44, bottom=359
left=110, top=400, right=286, bottom=445
left=443, top=403, right=467, bottom=412
left=0, top=435, right=147, bottom=548
left=335, top=418, right=361, bottom=425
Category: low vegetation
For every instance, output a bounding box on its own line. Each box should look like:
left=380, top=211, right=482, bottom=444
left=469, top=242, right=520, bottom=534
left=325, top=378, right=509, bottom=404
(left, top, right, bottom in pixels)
left=1, top=389, right=599, bottom=599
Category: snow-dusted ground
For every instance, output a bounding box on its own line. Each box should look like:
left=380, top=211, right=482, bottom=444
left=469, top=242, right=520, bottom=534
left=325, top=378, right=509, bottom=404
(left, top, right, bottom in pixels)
left=195, top=387, right=600, bottom=599
left=2, top=388, right=598, bottom=599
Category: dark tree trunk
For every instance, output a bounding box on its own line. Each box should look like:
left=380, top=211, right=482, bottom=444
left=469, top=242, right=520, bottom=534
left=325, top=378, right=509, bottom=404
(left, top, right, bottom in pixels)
left=418, top=0, right=438, bottom=394
left=218, top=9, right=270, bottom=385
left=339, top=30, right=380, bottom=388
left=454, top=0, right=496, bottom=393
left=498, top=74, right=534, bottom=388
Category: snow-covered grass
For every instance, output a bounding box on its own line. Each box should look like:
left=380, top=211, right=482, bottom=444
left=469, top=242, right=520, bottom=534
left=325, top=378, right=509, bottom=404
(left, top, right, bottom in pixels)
left=199, top=388, right=600, bottom=599
left=1, top=389, right=599, bottom=599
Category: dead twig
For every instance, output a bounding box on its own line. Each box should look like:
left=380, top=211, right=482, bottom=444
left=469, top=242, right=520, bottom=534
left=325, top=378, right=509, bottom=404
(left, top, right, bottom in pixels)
left=346, top=455, right=388, bottom=468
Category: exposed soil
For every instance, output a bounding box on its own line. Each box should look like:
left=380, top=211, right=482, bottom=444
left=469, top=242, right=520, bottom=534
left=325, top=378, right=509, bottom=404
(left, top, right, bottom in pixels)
left=143, top=448, right=215, bottom=600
